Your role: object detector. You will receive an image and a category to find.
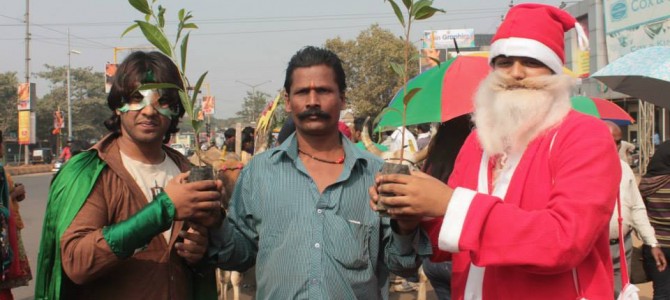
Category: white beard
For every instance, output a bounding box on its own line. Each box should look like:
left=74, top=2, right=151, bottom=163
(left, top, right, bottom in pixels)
left=473, top=71, right=574, bottom=155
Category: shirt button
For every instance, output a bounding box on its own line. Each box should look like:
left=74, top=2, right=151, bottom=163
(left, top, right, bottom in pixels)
left=317, top=209, right=323, bottom=214
left=315, top=243, right=321, bottom=248
left=311, top=279, right=319, bottom=285
left=170, top=275, right=174, bottom=281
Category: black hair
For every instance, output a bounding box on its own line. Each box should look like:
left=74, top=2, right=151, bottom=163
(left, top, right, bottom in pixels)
left=242, top=126, right=254, bottom=136
left=417, top=123, right=431, bottom=133
left=283, top=46, right=346, bottom=94
left=353, top=117, right=366, bottom=133
left=422, top=115, right=473, bottom=182
left=224, top=128, right=236, bottom=139
left=104, top=51, right=185, bottom=144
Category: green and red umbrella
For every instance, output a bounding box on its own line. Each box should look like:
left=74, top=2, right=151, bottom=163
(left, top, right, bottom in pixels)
left=376, top=54, right=631, bottom=129
left=570, top=96, right=635, bottom=125
left=377, top=55, right=491, bottom=130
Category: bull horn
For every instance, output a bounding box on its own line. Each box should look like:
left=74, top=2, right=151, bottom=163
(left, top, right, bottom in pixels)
left=361, top=116, right=384, bottom=156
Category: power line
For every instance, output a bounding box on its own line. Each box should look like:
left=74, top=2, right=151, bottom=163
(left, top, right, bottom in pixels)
left=0, top=14, right=115, bottom=48
left=0, top=13, right=504, bottom=42
left=0, top=8, right=506, bottom=27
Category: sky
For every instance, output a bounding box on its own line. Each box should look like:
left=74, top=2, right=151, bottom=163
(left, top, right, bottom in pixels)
left=1, top=0, right=568, bottom=120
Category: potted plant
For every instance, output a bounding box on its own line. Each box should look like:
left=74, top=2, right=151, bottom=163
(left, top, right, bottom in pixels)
left=124, top=0, right=212, bottom=180
left=376, top=0, right=444, bottom=215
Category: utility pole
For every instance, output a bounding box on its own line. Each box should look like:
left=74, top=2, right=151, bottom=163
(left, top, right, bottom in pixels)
left=23, top=0, right=30, bottom=165
left=67, top=29, right=81, bottom=140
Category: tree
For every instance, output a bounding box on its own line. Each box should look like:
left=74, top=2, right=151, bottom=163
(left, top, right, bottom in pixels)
left=0, top=72, right=19, bottom=138
left=236, top=90, right=270, bottom=123
left=35, top=65, right=109, bottom=144
left=324, top=24, right=418, bottom=118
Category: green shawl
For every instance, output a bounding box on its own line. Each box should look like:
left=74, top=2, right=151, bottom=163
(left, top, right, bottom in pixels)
left=34, top=150, right=216, bottom=299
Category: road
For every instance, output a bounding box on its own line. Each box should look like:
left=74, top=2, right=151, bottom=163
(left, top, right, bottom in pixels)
left=7, top=172, right=657, bottom=299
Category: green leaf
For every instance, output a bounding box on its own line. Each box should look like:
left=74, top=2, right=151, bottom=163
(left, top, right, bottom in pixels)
left=129, top=0, right=152, bottom=14
left=158, top=5, right=166, bottom=28
left=145, top=14, right=151, bottom=22
left=182, top=23, right=198, bottom=29
left=387, top=0, right=405, bottom=27
left=192, top=117, right=203, bottom=133
left=415, top=6, right=445, bottom=20
left=403, top=87, right=422, bottom=106
left=390, top=62, right=404, bottom=77
left=121, top=23, right=139, bottom=37
left=179, top=90, right=192, bottom=117
left=136, top=21, right=172, bottom=57
left=402, top=0, right=412, bottom=9
left=137, top=83, right=182, bottom=91
left=178, top=8, right=185, bottom=22
left=411, top=0, right=432, bottom=16
left=180, top=33, right=190, bottom=73
left=190, top=72, right=209, bottom=107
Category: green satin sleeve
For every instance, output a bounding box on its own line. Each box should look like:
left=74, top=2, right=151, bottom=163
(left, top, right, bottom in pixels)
left=102, top=192, right=175, bottom=259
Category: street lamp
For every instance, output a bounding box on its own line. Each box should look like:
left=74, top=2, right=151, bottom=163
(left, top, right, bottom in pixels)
left=236, top=79, right=271, bottom=94
left=66, top=28, right=80, bottom=140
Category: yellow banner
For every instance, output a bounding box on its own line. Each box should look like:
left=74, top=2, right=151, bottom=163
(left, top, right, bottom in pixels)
left=18, top=111, right=30, bottom=145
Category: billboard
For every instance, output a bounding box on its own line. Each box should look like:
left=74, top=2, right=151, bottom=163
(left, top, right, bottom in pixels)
left=52, top=110, right=64, bottom=135
left=202, top=95, right=215, bottom=115
left=571, top=15, right=591, bottom=78
left=603, top=0, right=670, bottom=61
left=17, top=83, right=35, bottom=111
left=105, top=63, right=118, bottom=93
left=422, top=29, right=476, bottom=49
left=18, top=111, right=35, bottom=145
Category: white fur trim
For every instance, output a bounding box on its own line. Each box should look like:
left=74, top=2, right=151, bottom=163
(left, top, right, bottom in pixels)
left=489, top=37, right=563, bottom=74
left=438, top=187, right=477, bottom=253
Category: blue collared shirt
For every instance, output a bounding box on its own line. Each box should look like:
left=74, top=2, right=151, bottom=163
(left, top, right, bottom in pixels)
left=209, top=133, right=430, bottom=299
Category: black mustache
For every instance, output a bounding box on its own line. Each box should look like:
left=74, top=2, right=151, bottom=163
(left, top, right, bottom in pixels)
left=296, top=108, right=331, bottom=120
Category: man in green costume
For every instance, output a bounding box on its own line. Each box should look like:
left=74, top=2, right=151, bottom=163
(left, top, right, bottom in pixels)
left=35, top=51, right=223, bottom=300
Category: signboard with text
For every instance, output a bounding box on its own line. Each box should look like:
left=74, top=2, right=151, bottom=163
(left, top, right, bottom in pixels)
left=422, top=29, right=476, bottom=49
left=603, top=0, right=670, bottom=61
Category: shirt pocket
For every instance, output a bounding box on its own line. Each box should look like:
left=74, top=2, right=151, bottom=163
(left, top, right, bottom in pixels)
left=324, top=216, right=372, bottom=270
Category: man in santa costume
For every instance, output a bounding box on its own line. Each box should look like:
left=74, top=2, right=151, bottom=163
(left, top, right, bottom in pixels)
left=370, top=3, right=620, bottom=299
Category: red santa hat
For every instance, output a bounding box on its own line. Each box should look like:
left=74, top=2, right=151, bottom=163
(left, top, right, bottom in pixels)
left=489, top=3, right=589, bottom=74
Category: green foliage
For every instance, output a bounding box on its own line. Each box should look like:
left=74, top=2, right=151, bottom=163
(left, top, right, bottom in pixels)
left=236, top=90, right=271, bottom=123
left=0, top=72, right=19, bottom=137
left=35, top=65, right=108, bottom=143
left=324, top=24, right=415, bottom=118
left=124, top=0, right=206, bottom=146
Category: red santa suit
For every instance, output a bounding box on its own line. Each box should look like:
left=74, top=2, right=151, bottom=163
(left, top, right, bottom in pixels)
left=423, top=110, right=620, bottom=299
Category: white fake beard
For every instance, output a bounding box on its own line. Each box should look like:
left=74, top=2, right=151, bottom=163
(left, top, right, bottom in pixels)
left=473, top=71, right=574, bottom=155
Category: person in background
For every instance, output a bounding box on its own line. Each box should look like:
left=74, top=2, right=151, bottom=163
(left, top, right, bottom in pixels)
left=58, top=139, right=73, bottom=162
left=351, top=116, right=389, bottom=152
left=370, top=4, right=620, bottom=298
left=639, top=140, right=670, bottom=300
left=224, top=128, right=236, bottom=152
left=0, top=130, right=32, bottom=300
left=604, top=121, right=666, bottom=298
left=611, top=123, right=636, bottom=167
left=208, top=46, right=429, bottom=299
left=416, top=123, right=432, bottom=151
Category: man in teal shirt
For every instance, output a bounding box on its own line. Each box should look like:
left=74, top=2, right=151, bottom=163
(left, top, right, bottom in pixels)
left=209, top=46, right=430, bottom=299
